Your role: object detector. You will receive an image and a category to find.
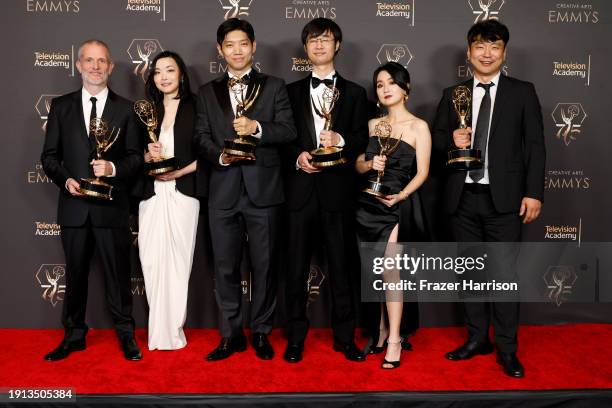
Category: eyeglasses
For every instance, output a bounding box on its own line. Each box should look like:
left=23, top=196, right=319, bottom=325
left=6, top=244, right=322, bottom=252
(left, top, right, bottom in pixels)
left=306, top=37, right=334, bottom=46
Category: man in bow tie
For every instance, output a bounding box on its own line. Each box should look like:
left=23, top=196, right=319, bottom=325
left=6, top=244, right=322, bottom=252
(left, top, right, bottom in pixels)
left=282, top=18, right=369, bottom=364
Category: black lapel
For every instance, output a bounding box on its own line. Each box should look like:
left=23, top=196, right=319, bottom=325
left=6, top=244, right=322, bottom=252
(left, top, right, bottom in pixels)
left=488, top=74, right=508, bottom=139
left=301, top=75, right=317, bottom=147
left=72, top=90, right=89, bottom=144
left=212, top=73, right=235, bottom=125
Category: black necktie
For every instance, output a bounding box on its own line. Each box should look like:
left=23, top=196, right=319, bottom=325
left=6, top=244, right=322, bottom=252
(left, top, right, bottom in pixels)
left=311, top=77, right=334, bottom=89
left=469, top=82, right=494, bottom=183
left=89, top=96, right=97, bottom=130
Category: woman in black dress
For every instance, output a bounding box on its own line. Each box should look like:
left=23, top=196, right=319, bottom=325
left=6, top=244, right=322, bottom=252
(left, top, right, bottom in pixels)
left=356, top=62, right=431, bottom=369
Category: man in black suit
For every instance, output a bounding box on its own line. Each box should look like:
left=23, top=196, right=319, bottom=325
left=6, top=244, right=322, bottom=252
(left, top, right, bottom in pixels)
left=195, top=19, right=297, bottom=361
left=41, top=39, right=143, bottom=361
left=282, top=18, right=368, bottom=363
left=432, top=20, right=545, bottom=378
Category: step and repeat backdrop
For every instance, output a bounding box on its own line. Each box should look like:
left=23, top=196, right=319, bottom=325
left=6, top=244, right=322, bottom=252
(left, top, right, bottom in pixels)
left=1, top=0, right=611, bottom=329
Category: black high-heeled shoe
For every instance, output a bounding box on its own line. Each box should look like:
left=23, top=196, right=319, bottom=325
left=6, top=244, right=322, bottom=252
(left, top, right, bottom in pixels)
left=381, top=338, right=403, bottom=370
left=370, top=336, right=412, bottom=354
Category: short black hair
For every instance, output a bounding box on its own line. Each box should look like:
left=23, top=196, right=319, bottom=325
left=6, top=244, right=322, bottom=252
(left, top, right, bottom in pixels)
left=301, top=18, right=342, bottom=46
left=373, top=62, right=411, bottom=97
left=217, top=18, right=255, bottom=46
left=467, top=19, right=510, bottom=46
left=145, top=51, right=192, bottom=105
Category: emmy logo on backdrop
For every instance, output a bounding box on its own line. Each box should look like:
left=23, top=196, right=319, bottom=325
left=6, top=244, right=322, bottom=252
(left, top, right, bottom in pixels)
left=556, top=104, right=581, bottom=146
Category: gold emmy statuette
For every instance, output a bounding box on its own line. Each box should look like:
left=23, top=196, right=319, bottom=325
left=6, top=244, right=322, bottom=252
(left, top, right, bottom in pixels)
left=134, top=100, right=177, bottom=175
left=78, top=118, right=120, bottom=200
left=310, top=84, right=346, bottom=168
left=362, top=120, right=402, bottom=198
left=223, top=77, right=261, bottom=160
left=446, top=85, right=483, bottom=170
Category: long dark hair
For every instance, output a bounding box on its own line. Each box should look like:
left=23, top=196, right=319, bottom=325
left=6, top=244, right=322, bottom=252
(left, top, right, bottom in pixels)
left=145, top=50, right=192, bottom=105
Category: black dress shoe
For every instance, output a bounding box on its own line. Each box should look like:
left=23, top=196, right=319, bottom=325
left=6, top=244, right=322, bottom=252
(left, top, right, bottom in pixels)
left=252, top=333, right=274, bottom=360
left=445, top=340, right=494, bottom=361
left=44, top=339, right=86, bottom=361
left=120, top=336, right=142, bottom=361
left=333, top=341, right=366, bottom=362
left=283, top=343, right=303, bottom=363
left=497, top=352, right=524, bottom=378
left=206, top=336, right=247, bottom=361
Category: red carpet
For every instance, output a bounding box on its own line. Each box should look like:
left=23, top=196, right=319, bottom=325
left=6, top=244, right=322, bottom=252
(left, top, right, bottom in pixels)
left=0, top=324, right=611, bottom=394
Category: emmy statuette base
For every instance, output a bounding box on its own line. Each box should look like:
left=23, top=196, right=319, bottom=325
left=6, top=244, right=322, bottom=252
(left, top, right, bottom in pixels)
left=79, top=178, right=113, bottom=200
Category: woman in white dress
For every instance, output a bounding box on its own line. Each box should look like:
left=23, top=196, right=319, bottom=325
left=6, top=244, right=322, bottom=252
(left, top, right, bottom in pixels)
left=139, top=51, right=203, bottom=350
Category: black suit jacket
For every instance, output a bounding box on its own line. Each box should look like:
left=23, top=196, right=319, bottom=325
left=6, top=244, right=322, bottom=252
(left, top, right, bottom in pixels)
left=432, top=75, right=546, bottom=214
left=283, top=74, right=369, bottom=212
left=136, top=95, right=207, bottom=200
left=41, top=89, right=144, bottom=227
left=195, top=71, right=297, bottom=209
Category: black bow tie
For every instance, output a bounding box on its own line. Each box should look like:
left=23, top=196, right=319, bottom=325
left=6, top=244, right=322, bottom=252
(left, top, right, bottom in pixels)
left=311, top=77, right=334, bottom=89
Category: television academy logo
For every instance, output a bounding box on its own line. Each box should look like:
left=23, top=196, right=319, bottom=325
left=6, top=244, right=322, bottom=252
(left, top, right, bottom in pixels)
left=290, top=57, right=312, bottom=72
left=36, top=94, right=59, bottom=131
left=34, top=221, right=61, bottom=237
left=375, top=1, right=414, bottom=24
left=552, top=55, right=591, bottom=86
left=35, top=264, right=66, bottom=307
left=219, top=0, right=253, bottom=20
left=551, top=103, right=587, bottom=146
left=26, top=0, right=80, bottom=13
left=548, top=2, right=599, bottom=24
left=125, top=0, right=166, bottom=21
left=544, top=219, right=581, bottom=242
left=127, top=39, right=164, bottom=82
left=543, top=265, right=578, bottom=306
left=376, top=44, right=413, bottom=67
left=34, top=48, right=74, bottom=76
left=284, top=0, right=337, bottom=19
left=467, top=0, right=505, bottom=23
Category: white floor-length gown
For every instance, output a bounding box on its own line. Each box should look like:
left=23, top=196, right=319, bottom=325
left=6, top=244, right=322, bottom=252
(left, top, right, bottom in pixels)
left=138, top=125, right=199, bottom=350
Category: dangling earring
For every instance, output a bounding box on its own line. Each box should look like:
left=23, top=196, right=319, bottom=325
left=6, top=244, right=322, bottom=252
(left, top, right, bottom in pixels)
left=376, top=101, right=381, bottom=108
left=181, top=77, right=184, bottom=84
left=403, top=95, right=408, bottom=102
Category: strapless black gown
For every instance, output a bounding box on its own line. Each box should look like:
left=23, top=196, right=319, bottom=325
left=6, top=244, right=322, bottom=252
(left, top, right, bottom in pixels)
left=356, top=136, right=416, bottom=243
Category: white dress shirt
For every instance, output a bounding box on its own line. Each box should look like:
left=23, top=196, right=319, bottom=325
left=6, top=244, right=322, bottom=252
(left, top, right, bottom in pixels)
left=465, top=71, right=500, bottom=184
